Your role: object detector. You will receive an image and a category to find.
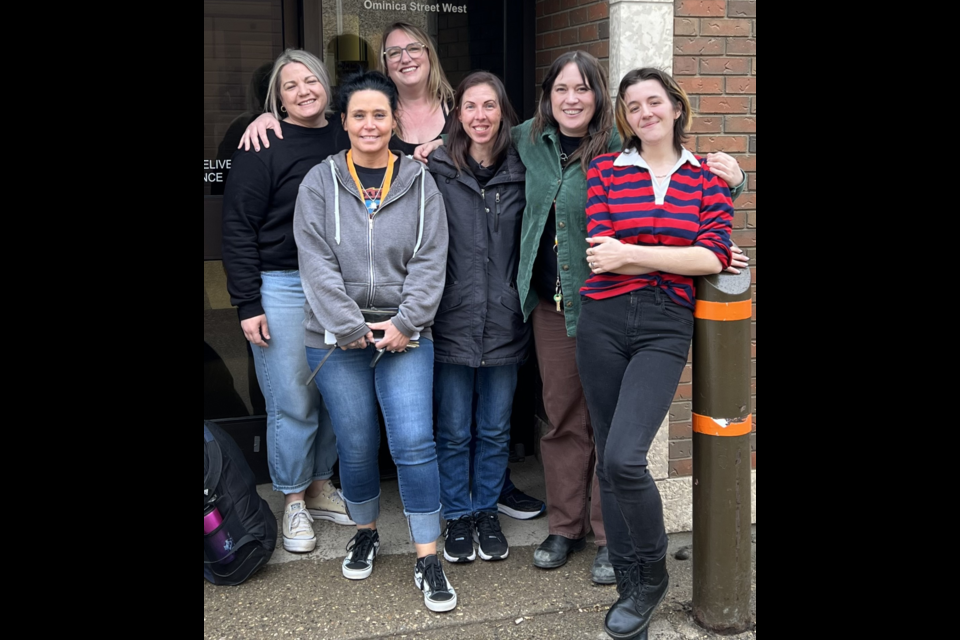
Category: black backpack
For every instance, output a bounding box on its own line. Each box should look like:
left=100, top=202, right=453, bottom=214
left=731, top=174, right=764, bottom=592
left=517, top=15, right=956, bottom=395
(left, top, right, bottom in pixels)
left=204, top=421, right=277, bottom=585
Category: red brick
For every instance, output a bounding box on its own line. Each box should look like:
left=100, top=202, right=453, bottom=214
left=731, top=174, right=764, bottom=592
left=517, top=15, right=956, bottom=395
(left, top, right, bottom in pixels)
left=675, top=57, right=699, bottom=75
left=680, top=364, right=693, bottom=384
left=542, top=31, right=561, bottom=49
left=587, top=2, right=608, bottom=20
left=748, top=176, right=757, bottom=193
left=700, top=18, right=752, bottom=36
left=675, top=37, right=725, bottom=56
left=579, top=23, right=599, bottom=41
left=561, top=0, right=579, bottom=9
left=729, top=1, right=757, bottom=18
left=732, top=229, right=756, bottom=247
left=676, top=0, right=726, bottom=17
left=735, top=154, right=756, bottom=171
left=670, top=421, right=693, bottom=440
left=670, top=459, right=694, bottom=478
left=543, top=0, right=561, bottom=15
left=698, top=135, right=747, bottom=153
left=726, top=77, right=756, bottom=94
left=584, top=40, right=609, bottom=59
left=699, top=96, right=750, bottom=113
left=536, top=2, right=545, bottom=18
left=561, top=27, right=579, bottom=45
left=537, top=50, right=555, bottom=67
left=751, top=97, right=757, bottom=113
left=678, top=76, right=724, bottom=94
left=752, top=58, right=757, bottom=75
left=537, top=16, right=552, bottom=33
left=570, top=7, right=588, bottom=24
left=751, top=451, right=757, bottom=470
left=670, top=441, right=693, bottom=460
left=676, top=18, right=699, bottom=36
left=725, top=116, right=757, bottom=133
left=751, top=342, right=757, bottom=359
left=737, top=193, right=756, bottom=210
left=699, top=57, right=750, bottom=75
left=726, top=38, right=757, bottom=56
left=670, top=401, right=692, bottom=423
left=732, top=210, right=746, bottom=229
left=674, top=383, right=693, bottom=401
left=552, top=12, right=570, bottom=29
left=750, top=266, right=756, bottom=285
left=691, top=116, right=723, bottom=133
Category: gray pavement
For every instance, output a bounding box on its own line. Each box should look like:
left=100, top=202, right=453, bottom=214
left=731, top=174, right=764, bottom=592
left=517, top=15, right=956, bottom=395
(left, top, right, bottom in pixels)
left=204, top=458, right=756, bottom=640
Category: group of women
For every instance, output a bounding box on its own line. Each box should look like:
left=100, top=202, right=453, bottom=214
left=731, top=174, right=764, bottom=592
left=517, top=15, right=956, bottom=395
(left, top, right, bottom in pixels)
left=221, top=21, right=746, bottom=638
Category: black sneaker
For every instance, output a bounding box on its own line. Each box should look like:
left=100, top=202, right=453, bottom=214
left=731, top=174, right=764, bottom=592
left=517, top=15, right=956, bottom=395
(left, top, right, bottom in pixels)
left=497, top=485, right=546, bottom=521
left=342, top=529, right=379, bottom=580
left=475, top=512, right=510, bottom=561
left=443, top=516, right=477, bottom=563
left=415, top=555, right=458, bottom=613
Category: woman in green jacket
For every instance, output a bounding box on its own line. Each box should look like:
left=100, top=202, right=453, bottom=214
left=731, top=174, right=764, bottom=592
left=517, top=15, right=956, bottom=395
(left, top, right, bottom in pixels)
left=416, top=52, right=747, bottom=586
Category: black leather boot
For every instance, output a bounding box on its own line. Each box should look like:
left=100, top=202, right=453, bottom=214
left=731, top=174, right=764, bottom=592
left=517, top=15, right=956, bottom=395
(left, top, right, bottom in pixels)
left=604, top=555, right=669, bottom=640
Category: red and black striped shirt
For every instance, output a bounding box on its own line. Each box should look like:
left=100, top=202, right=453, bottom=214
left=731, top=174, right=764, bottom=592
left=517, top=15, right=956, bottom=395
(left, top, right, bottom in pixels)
left=582, top=149, right=734, bottom=310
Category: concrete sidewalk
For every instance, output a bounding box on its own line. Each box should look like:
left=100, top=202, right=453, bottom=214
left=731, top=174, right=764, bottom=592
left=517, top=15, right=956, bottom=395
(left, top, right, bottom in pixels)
left=204, top=458, right=757, bottom=640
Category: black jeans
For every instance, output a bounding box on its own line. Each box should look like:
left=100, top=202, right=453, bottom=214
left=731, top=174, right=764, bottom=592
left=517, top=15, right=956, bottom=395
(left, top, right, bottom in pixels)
left=576, top=289, right=694, bottom=568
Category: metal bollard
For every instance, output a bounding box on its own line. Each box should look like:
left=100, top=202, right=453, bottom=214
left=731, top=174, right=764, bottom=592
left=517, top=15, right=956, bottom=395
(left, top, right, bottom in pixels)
left=691, top=269, right=754, bottom=633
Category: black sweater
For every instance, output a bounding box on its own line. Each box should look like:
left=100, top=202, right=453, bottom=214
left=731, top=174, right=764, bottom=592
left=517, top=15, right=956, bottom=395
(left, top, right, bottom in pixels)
left=221, top=120, right=348, bottom=320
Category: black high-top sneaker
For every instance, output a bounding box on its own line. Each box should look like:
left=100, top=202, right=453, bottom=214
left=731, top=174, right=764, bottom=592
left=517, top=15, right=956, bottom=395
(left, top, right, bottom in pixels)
left=604, top=555, right=669, bottom=639
left=414, top=555, right=458, bottom=613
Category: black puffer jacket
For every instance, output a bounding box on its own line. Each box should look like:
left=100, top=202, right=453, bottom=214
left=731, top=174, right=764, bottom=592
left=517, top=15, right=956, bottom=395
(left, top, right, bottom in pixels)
left=427, top=145, right=531, bottom=367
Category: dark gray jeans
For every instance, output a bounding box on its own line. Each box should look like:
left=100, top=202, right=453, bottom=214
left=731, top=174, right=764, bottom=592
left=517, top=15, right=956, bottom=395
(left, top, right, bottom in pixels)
left=576, top=289, right=694, bottom=568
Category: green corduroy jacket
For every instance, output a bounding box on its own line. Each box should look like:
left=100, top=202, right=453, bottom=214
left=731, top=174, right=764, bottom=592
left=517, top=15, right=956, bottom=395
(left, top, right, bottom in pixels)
left=512, top=119, right=622, bottom=337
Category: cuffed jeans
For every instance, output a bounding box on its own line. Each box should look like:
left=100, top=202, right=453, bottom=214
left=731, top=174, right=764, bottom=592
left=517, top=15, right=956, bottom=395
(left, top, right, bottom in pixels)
left=307, top=339, right=442, bottom=545
left=434, top=362, right=520, bottom=521
left=253, top=271, right=336, bottom=494
left=576, top=289, right=694, bottom=566
left=532, top=299, right=606, bottom=546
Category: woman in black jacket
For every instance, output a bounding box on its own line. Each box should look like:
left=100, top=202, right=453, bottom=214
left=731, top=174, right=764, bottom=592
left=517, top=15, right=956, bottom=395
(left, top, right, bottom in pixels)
left=426, top=72, right=531, bottom=565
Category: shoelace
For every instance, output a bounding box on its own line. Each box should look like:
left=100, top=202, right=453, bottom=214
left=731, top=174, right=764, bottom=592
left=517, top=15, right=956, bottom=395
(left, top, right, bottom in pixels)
left=476, top=514, right=504, bottom=540
left=422, top=559, right=449, bottom=593
left=615, top=565, right=640, bottom=598
left=289, top=508, right=314, bottom=535
left=346, top=530, right=377, bottom=561
left=326, top=487, right=347, bottom=508
left=445, top=516, right=473, bottom=540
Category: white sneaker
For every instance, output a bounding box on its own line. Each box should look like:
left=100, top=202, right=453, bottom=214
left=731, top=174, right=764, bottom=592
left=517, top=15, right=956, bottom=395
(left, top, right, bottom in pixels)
left=415, top=555, right=458, bottom=613
left=306, top=481, right=355, bottom=526
left=283, top=501, right=316, bottom=553
left=342, top=529, right=380, bottom=580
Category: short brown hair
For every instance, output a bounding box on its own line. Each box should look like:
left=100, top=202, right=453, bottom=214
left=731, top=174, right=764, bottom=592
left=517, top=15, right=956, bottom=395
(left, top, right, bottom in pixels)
left=615, top=68, right=692, bottom=154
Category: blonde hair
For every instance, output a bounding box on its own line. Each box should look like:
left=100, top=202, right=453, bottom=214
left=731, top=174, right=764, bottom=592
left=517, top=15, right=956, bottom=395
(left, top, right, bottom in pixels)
left=264, top=49, right=334, bottom=121
left=615, top=68, right=692, bottom=154
left=378, top=22, right=455, bottom=117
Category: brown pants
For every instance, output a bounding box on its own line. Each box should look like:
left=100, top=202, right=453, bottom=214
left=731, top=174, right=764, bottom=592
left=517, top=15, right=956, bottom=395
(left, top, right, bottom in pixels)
left=532, top=299, right=606, bottom=546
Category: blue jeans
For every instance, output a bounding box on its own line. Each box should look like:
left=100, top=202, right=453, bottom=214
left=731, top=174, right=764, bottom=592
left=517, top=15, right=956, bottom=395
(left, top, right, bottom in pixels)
left=252, top=271, right=337, bottom=494
left=307, top=339, right=442, bottom=545
left=434, top=363, right=520, bottom=521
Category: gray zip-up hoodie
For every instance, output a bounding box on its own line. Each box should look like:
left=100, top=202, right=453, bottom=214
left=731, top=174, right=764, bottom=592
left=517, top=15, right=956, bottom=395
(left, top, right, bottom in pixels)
left=294, top=150, right=449, bottom=349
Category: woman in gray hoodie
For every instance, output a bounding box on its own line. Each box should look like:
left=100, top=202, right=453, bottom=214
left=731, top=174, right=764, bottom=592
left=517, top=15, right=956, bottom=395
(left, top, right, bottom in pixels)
left=294, top=72, right=454, bottom=613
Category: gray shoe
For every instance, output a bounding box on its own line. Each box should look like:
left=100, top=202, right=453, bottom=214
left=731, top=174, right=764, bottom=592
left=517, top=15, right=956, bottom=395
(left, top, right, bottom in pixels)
left=592, top=546, right=616, bottom=585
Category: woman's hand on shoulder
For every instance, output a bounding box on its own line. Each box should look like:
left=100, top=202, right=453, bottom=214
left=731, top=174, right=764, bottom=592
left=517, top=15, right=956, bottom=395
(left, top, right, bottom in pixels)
left=368, top=321, right=411, bottom=353
left=705, top=152, right=744, bottom=188
left=413, top=139, right=445, bottom=165
left=241, top=315, right=271, bottom=348
left=239, top=113, right=283, bottom=152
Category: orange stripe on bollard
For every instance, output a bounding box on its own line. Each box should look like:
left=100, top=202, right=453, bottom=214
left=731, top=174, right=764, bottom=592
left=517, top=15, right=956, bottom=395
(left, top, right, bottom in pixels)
left=694, top=299, right=753, bottom=322
left=693, top=413, right=753, bottom=437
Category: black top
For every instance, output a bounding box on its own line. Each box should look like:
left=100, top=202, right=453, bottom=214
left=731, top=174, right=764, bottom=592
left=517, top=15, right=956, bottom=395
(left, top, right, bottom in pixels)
left=389, top=108, right=451, bottom=156
left=221, top=120, right=349, bottom=320
left=533, top=134, right=584, bottom=303
left=466, top=156, right=503, bottom=189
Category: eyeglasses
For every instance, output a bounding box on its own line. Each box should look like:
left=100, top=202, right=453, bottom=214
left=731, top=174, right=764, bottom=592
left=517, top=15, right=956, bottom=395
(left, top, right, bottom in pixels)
left=383, top=43, right=426, bottom=62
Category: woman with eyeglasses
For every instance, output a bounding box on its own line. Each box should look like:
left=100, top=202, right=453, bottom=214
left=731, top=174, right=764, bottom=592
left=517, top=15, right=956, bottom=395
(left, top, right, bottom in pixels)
left=239, top=22, right=453, bottom=156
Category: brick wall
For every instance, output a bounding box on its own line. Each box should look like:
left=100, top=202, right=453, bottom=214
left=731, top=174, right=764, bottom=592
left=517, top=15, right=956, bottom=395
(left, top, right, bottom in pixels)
left=671, top=0, right=757, bottom=477
left=535, top=0, right=610, bottom=92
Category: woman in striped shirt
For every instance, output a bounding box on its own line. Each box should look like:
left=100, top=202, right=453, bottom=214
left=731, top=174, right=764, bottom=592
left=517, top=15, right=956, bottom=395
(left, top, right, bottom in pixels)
left=576, top=68, right=735, bottom=640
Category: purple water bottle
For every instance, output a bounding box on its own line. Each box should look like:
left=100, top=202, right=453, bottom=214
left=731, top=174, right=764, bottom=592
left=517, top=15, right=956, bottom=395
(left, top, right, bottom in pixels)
left=204, top=504, right=236, bottom=564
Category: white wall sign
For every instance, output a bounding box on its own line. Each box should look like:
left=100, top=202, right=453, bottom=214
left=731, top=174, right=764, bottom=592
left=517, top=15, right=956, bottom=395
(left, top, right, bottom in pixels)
left=363, top=1, right=467, bottom=12
left=204, top=159, right=231, bottom=184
